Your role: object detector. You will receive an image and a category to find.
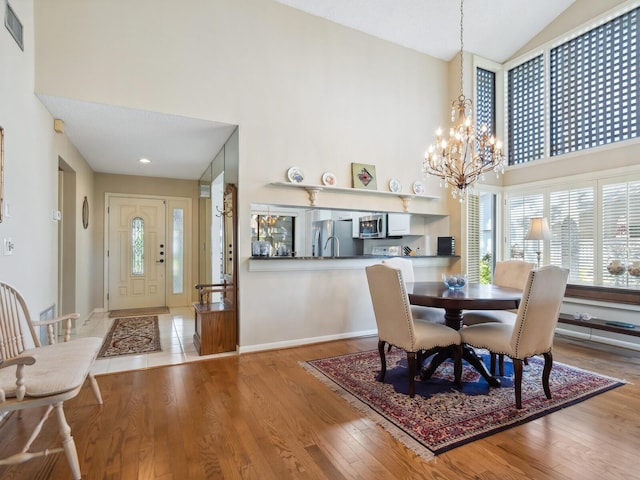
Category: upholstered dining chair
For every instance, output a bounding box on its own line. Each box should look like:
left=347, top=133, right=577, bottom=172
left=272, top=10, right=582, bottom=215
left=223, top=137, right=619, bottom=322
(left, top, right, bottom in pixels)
left=365, top=263, right=462, bottom=397
left=459, top=265, right=569, bottom=409
left=381, top=257, right=445, bottom=324
left=0, top=282, right=104, bottom=480
left=463, top=260, right=535, bottom=375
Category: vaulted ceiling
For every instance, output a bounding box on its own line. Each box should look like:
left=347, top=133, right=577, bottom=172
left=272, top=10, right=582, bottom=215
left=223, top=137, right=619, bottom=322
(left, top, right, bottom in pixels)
left=40, top=0, right=574, bottom=180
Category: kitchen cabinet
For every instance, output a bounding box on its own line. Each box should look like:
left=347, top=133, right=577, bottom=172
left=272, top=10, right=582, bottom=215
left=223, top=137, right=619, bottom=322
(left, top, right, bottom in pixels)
left=387, top=213, right=411, bottom=236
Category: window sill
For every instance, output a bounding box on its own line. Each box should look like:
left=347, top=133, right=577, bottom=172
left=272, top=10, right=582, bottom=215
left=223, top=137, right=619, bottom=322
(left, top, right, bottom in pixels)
left=565, top=284, right=639, bottom=306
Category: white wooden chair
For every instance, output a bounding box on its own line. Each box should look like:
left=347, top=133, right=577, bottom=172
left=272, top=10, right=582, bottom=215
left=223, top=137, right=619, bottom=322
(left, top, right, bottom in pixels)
left=0, top=282, right=103, bottom=479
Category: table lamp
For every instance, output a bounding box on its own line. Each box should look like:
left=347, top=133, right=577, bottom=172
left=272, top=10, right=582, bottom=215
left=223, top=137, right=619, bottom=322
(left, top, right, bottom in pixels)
left=525, top=217, right=552, bottom=268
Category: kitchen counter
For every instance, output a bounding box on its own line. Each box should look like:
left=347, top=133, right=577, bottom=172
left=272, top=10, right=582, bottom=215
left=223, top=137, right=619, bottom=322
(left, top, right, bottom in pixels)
left=248, top=255, right=460, bottom=272
left=250, top=255, right=459, bottom=260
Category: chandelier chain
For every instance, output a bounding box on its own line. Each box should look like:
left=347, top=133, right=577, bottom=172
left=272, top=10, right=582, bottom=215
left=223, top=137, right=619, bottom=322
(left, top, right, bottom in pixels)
left=422, top=0, right=505, bottom=201
left=459, top=0, right=464, bottom=95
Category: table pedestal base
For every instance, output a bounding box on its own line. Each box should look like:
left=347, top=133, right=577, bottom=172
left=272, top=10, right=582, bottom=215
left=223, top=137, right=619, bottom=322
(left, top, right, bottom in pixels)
left=420, top=345, right=501, bottom=388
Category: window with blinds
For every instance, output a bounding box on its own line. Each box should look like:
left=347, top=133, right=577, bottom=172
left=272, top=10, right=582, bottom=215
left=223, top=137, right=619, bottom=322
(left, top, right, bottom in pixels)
left=467, top=192, right=497, bottom=284
left=501, top=175, right=640, bottom=289
left=506, top=193, right=544, bottom=264
left=602, top=180, right=640, bottom=287
left=549, top=187, right=595, bottom=284
left=550, top=8, right=639, bottom=156
left=508, top=55, right=545, bottom=166
left=467, top=194, right=480, bottom=282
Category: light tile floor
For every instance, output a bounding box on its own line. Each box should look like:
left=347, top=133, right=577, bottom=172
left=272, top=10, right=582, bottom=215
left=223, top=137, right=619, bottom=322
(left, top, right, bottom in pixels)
left=76, top=306, right=236, bottom=375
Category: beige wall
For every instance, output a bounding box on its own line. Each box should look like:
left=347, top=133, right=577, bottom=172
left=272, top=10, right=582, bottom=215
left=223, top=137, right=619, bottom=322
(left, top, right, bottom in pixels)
left=53, top=131, right=97, bottom=318
left=34, top=0, right=453, bottom=349
left=513, top=0, right=628, bottom=59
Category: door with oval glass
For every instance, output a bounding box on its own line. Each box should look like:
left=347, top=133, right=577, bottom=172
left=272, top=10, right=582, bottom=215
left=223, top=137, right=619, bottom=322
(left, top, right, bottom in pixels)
left=107, top=196, right=167, bottom=310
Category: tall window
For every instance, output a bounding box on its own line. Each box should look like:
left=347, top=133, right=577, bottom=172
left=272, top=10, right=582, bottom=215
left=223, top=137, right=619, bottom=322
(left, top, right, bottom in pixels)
left=550, top=8, right=640, bottom=155
left=507, top=6, right=640, bottom=164
left=467, top=192, right=498, bottom=284
left=602, top=180, right=640, bottom=287
left=508, top=55, right=545, bottom=165
left=467, top=194, right=480, bottom=282
left=172, top=208, right=184, bottom=294
left=476, top=68, right=496, bottom=136
left=479, top=193, right=497, bottom=283
left=131, top=217, right=144, bottom=275
left=506, top=192, right=544, bottom=263
left=549, top=187, right=595, bottom=284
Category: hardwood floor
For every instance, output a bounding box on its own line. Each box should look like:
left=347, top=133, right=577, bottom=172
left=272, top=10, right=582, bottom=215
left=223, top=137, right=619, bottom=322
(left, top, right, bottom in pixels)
left=0, top=334, right=639, bottom=479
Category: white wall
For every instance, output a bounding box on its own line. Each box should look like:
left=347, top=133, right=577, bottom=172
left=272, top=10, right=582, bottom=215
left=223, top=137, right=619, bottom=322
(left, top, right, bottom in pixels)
left=33, top=0, right=453, bottom=349
left=0, top=1, right=60, bottom=317
left=0, top=1, right=103, bottom=323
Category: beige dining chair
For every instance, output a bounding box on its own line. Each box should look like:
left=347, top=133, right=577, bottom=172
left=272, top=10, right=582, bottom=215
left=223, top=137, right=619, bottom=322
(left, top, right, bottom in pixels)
left=0, top=282, right=104, bottom=479
left=463, top=260, right=535, bottom=375
left=381, top=257, right=445, bottom=324
left=365, top=263, right=462, bottom=397
left=459, top=265, right=569, bottom=409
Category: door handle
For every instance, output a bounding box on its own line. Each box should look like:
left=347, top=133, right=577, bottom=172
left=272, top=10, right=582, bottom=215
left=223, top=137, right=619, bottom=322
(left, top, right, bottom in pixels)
left=156, top=259, right=164, bottom=264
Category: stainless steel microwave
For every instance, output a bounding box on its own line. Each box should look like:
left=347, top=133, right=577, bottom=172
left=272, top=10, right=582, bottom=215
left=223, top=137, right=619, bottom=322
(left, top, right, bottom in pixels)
left=358, top=214, right=386, bottom=239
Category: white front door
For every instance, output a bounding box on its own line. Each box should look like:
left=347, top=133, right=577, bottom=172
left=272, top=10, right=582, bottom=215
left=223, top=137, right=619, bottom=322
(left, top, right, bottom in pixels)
left=107, top=196, right=167, bottom=310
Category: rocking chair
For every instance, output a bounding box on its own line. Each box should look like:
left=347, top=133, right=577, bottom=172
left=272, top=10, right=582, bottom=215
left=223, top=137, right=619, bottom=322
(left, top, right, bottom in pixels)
left=0, top=282, right=103, bottom=479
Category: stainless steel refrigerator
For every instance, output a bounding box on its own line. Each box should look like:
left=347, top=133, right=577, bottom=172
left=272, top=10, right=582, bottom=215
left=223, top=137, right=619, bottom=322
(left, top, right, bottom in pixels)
left=311, top=219, right=362, bottom=257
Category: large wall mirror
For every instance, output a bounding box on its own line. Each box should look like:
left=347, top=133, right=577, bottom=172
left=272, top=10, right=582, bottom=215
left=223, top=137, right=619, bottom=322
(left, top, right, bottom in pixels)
left=250, top=203, right=450, bottom=258
left=196, top=128, right=239, bottom=286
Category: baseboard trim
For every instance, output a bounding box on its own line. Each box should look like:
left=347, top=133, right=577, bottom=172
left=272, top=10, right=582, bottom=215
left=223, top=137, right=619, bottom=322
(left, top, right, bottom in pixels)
left=238, top=329, right=378, bottom=354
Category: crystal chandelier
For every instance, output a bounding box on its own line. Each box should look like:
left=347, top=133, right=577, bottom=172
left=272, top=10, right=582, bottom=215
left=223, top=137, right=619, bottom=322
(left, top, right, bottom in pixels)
left=423, top=0, right=504, bottom=201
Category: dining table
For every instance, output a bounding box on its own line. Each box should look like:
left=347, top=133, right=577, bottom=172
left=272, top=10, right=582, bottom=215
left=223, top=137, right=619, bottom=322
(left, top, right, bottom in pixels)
left=406, top=281, right=522, bottom=387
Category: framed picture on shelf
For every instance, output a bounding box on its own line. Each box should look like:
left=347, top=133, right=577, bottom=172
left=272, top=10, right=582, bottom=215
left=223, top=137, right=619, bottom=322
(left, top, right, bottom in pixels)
left=351, top=162, right=377, bottom=190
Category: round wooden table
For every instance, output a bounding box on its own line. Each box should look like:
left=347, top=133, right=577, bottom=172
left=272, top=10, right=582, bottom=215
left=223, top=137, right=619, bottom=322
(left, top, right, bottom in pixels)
left=406, top=281, right=522, bottom=387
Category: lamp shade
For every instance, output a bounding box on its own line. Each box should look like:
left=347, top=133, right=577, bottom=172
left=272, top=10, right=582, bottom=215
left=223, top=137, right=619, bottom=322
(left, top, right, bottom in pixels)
left=525, top=217, right=552, bottom=241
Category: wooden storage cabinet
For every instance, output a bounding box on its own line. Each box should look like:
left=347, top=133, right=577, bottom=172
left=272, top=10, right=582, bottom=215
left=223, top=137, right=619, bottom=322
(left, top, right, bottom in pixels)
left=193, top=301, right=237, bottom=355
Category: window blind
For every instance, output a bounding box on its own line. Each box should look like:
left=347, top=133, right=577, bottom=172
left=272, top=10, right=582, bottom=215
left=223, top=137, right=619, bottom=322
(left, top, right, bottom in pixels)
left=467, top=194, right=480, bottom=282
left=549, top=187, right=595, bottom=284
left=506, top=193, right=544, bottom=264
left=601, top=180, right=640, bottom=286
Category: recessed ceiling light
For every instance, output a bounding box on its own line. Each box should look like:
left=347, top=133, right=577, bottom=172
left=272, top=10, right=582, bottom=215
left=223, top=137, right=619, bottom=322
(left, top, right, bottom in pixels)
left=139, top=158, right=151, bottom=164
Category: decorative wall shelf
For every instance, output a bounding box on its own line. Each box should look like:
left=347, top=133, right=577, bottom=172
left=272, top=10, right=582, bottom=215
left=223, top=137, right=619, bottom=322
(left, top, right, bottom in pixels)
left=270, top=182, right=439, bottom=212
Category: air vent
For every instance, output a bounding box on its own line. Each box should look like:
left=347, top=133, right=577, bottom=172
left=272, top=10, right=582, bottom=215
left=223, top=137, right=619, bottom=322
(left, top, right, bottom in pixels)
left=5, top=1, right=23, bottom=51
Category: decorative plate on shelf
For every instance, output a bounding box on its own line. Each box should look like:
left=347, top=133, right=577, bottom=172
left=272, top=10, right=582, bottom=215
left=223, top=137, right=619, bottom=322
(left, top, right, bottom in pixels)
left=287, top=167, right=304, bottom=184
left=322, top=171, right=337, bottom=186
left=412, top=180, right=425, bottom=195
left=388, top=178, right=401, bottom=193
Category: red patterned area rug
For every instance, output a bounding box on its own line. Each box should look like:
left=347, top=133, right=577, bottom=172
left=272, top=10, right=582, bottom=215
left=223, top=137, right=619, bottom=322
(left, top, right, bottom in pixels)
left=98, top=316, right=162, bottom=358
left=303, top=349, right=624, bottom=459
